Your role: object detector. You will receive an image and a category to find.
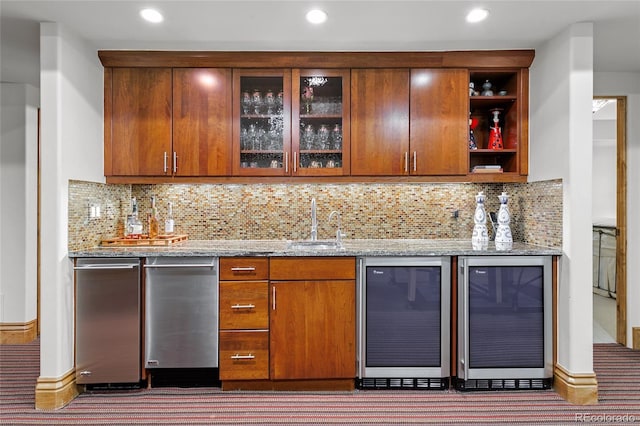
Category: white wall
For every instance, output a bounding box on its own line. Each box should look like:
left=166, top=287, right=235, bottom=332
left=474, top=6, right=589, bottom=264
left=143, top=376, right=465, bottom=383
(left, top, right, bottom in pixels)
left=39, top=22, right=103, bottom=380
left=530, top=23, right=595, bottom=373
left=594, top=71, right=640, bottom=348
left=0, top=83, right=39, bottom=323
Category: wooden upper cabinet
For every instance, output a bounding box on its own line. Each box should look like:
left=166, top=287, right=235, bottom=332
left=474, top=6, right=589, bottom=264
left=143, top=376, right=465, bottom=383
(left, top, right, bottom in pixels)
left=108, top=68, right=172, bottom=176
left=173, top=68, right=233, bottom=176
left=350, top=69, right=410, bottom=176
left=410, top=69, right=469, bottom=175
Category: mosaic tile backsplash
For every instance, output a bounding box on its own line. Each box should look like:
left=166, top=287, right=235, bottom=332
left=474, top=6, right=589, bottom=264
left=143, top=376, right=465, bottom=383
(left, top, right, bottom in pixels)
left=68, top=180, right=562, bottom=251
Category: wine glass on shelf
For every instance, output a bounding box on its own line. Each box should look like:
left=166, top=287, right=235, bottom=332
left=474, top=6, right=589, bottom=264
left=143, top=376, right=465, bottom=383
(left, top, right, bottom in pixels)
left=264, top=90, right=276, bottom=115
left=251, top=89, right=262, bottom=115
left=241, top=91, right=252, bottom=115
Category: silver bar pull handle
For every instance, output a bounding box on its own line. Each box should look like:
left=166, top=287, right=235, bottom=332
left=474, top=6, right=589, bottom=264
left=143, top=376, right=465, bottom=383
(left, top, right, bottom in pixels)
left=413, top=151, right=417, bottom=172
left=404, top=152, right=409, bottom=173
left=285, top=152, right=289, bottom=173
left=173, top=151, right=178, bottom=173
left=272, top=286, right=276, bottom=310
left=231, top=304, right=255, bottom=309
left=74, top=264, right=138, bottom=270
left=144, top=261, right=215, bottom=269
left=163, top=152, right=168, bottom=173
left=230, top=267, right=256, bottom=272
left=79, top=370, right=92, bottom=376
left=231, top=353, right=255, bottom=360
left=294, top=152, right=298, bottom=173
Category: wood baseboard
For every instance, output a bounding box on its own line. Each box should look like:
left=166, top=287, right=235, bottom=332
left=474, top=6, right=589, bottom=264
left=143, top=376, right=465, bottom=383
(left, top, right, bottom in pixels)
left=0, top=320, right=37, bottom=344
left=554, top=364, right=598, bottom=405
left=35, top=369, right=79, bottom=410
left=221, top=379, right=355, bottom=392
left=633, top=327, right=640, bottom=350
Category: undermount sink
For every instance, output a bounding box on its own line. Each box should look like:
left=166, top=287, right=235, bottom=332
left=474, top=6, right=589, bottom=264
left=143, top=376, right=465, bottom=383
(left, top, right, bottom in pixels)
left=286, top=240, right=342, bottom=251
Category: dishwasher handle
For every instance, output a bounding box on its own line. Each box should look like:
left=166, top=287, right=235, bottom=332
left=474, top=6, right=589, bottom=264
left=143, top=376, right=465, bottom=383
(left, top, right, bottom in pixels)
left=74, top=264, right=139, bottom=270
left=144, top=260, right=215, bottom=269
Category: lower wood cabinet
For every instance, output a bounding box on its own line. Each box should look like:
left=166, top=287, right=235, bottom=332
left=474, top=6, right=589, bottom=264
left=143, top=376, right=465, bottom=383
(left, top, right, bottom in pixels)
left=219, top=331, right=269, bottom=380
left=218, top=258, right=270, bottom=382
left=269, top=257, right=356, bottom=381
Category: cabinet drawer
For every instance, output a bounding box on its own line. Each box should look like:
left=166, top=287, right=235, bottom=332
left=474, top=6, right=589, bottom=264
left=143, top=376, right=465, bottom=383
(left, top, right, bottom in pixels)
left=219, top=331, right=269, bottom=380
left=219, top=281, right=269, bottom=329
left=270, top=257, right=356, bottom=281
left=219, top=257, right=269, bottom=280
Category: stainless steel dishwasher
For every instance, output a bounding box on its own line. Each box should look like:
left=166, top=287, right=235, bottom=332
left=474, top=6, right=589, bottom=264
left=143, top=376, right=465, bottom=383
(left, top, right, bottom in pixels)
left=74, top=258, right=141, bottom=385
left=144, top=257, right=218, bottom=369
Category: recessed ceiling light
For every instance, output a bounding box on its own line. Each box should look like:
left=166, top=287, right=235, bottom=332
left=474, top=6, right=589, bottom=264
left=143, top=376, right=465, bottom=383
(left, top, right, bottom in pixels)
left=306, top=9, right=328, bottom=25
left=466, top=8, right=489, bottom=23
left=140, top=8, right=164, bottom=24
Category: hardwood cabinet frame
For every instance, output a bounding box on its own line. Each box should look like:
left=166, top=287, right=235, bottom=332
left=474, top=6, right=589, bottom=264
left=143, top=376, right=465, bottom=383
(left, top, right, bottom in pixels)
left=101, top=50, right=534, bottom=184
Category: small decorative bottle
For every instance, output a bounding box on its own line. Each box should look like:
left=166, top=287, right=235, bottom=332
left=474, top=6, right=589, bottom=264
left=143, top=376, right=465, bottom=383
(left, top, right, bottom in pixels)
left=148, top=195, right=159, bottom=239
left=164, top=202, right=175, bottom=236
left=127, top=197, right=143, bottom=239
left=494, top=192, right=513, bottom=251
left=471, top=191, right=489, bottom=250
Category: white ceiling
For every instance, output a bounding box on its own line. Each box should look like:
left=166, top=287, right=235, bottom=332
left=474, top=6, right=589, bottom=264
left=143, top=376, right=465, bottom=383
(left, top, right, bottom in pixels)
left=1, top=0, right=640, bottom=72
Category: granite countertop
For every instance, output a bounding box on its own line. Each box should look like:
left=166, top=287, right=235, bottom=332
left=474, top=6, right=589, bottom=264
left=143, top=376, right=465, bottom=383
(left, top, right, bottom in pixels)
left=69, top=239, right=562, bottom=258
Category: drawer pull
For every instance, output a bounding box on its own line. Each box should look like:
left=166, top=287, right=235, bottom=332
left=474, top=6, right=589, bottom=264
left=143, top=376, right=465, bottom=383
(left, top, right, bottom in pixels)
left=230, top=267, right=256, bottom=272
left=231, top=304, right=255, bottom=309
left=231, top=353, right=255, bottom=360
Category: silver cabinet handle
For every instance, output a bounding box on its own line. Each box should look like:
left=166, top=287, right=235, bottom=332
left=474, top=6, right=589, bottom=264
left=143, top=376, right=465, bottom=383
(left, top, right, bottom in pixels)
left=231, top=354, right=255, bottom=360
left=144, top=261, right=215, bottom=269
left=413, top=151, right=417, bottom=172
left=173, top=151, right=178, bottom=173
left=230, top=267, right=256, bottom=272
left=404, top=152, right=409, bottom=173
left=272, top=286, right=276, bottom=310
left=74, top=264, right=138, bottom=270
left=284, top=152, right=289, bottom=173
left=79, top=370, right=92, bottom=376
left=231, top=304, right=255, bottom=309
left=163, top=152, right=168, bottom=174
left=294, top=152, right=297, bottom=173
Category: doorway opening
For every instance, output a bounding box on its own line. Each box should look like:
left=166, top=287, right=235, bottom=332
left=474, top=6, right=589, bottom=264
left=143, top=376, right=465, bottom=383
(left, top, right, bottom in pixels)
left=591, top=96, right=627, bottom=345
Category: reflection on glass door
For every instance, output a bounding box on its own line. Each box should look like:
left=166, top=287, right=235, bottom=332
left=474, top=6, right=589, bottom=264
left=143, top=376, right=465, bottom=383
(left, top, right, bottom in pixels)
left=234, top=70, right=291, bottom=175
left=293, top=70, right=350, bottom=176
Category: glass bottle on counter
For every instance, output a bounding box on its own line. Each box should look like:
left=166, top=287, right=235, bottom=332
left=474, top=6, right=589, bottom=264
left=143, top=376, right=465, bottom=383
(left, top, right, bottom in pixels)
left=164, top=202, right=175, bottom=235
left=127, top=197, right=143, bottom=239
left=148, top=195, right=159, bottom=239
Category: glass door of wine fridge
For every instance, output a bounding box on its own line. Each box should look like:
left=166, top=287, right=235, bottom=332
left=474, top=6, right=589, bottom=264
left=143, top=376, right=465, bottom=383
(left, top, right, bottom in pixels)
left=457, top=256, right=553, bottom=390
left=358, top=257, right=450, bottom=389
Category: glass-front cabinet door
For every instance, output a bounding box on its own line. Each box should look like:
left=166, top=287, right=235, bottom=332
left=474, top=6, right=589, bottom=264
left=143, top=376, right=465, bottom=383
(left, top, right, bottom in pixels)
left=292, top=69, right=350, bottom=176
left=233, top=70, right=291, bottom=176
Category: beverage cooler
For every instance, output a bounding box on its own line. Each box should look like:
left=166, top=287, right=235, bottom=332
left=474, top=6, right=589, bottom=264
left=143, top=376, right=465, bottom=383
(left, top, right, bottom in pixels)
left=357, top=257, right=450, bottom=389
left=457, top=256, right=553, bottom=390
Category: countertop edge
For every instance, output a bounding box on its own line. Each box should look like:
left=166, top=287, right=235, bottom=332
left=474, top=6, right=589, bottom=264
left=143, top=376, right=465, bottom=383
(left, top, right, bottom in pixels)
left=69, top=239, right=562, bottom=258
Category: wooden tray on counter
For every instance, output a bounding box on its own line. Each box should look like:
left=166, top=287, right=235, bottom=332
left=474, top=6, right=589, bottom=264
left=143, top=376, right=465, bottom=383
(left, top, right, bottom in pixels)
left=101, top=235, right=188, bottom=247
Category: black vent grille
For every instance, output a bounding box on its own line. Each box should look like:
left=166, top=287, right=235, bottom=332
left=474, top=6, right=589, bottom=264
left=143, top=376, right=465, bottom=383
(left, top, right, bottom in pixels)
left=358, top=377, right=448, bottom=390
left=455, top=378, right=552, bottom=391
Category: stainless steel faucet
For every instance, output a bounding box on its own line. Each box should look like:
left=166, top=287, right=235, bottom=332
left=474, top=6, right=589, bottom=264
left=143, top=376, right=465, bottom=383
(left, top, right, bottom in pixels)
left=310, top=198, right=317, bottom=241
left=328, top=210, right=345, bottom=248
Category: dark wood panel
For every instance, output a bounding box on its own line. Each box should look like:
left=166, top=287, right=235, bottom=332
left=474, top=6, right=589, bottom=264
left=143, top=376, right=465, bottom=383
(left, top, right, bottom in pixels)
left=219, top=257, right=269, bottom=280
left=410, top=69, right=468, bottom=175
left=173, top=68, right=233, bottom=176
left=111, top=68, right=172, bottom=176
left=269, top=257, right=356, bottom=281
left=350, top=69, right=410, bottom=175
left=219, top=281, right=269, bottom=330
left=219, top=331, right=269, bottom=380
left=270, top=280, right=356, bottom=380
left=99, top=50, right=535, bottom=69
